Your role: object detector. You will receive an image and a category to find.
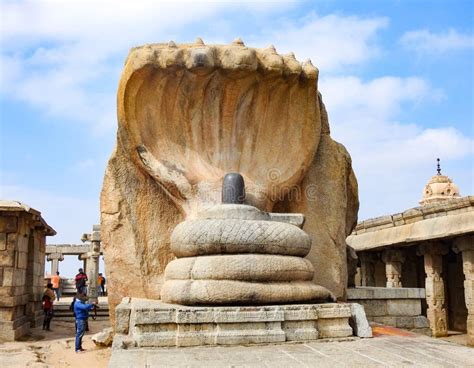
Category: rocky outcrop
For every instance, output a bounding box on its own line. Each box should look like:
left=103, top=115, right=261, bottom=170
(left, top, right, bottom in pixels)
left=101, top=40, right=358, bottom=323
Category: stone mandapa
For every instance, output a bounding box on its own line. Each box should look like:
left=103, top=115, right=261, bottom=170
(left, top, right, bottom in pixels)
left=101, top=40, right=359, bottom=322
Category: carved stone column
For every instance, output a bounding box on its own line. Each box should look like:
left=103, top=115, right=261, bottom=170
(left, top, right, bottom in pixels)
left=81, top=225, right=101, bottom=302
left=359, top=252, right=377, bottom=287
left=453, top=236, right=474, bottom=346
left=47, top=253, right=64, bottom=274
left=419, top=243, right=448, bottom=337
left=78, top=253, right=88, bottom=275
left=382, top=249, right=405, bottom=288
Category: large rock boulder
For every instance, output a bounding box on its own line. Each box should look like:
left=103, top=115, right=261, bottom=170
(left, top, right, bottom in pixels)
left=101, top=40, right=358, bottom=324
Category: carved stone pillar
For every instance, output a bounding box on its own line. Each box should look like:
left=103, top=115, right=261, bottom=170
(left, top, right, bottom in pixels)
left=78, top=253, right=88, bottom=275
left=453, top=236, right=474, bottom=346
left=81, top=226, right=101, bottom=302
left=382, top=249, right=405, bottom=288
left=419, top=243, right=448, bottom=337
left=347, top=245, right=358, bottom=288
left=47, top=253, right=64, bottom=274
left=359, top=252, right=377, bottom=287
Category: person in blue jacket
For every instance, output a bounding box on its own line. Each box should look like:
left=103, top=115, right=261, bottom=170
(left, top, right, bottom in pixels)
left=73, top=293, right=97, bottom=353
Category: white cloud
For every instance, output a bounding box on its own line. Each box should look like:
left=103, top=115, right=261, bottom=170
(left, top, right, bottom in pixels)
left=321, top=76, right=440, bottom=124
left=319, top=75, right=473, bottom=219
left=0, top=4, right=390, bottom=133
left=256, top=13, right=389, bottom=72
left=400, top=28, right=474, bottom=53
left=0, top=0, right=295, bottom=132
left=321, top=75, right=472, bottom=170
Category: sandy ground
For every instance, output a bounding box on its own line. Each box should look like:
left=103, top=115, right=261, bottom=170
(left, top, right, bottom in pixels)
left=0, top=319, right=111, bottom=368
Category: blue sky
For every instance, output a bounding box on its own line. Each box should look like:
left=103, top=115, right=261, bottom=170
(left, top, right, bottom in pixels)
left=1, top=0, right=473, bottom=276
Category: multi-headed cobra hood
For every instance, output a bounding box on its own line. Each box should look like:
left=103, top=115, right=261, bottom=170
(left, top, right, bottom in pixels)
left=117, top=38, right=322, bottom=215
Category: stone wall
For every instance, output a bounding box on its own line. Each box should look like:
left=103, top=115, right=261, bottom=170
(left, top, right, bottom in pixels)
left=347, top=287, right=431, bottom=335
left=0, top=201, right=55, bottom=341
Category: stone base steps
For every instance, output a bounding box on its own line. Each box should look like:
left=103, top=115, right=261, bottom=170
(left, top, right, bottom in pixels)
left=113, top=298, right=367, bottom=349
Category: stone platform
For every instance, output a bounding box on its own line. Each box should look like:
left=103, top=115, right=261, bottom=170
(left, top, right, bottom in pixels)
left=113, top=298, right=359, bottom=349
left=347, top=287, right=431, bottom=335
left=108, top=331, right=474, bottom=368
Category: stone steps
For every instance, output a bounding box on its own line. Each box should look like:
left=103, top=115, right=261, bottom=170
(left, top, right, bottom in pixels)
left=52, top=301, right=109, bottom=321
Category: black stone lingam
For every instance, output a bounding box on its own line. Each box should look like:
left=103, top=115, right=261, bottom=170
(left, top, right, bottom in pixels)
left=222, top=172, right=246, bottom=204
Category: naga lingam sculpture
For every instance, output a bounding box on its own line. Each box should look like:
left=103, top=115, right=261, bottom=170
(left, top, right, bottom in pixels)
left=101, top=39, right=358, bottom=323
left=161, top=172, right=333, bottom=305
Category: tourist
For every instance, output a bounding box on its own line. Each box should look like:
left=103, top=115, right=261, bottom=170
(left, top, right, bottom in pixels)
left=70, top=292, right=91, bottom=332
left=98, top=273, right=106, bottom=296
left=42, top=283, right=55, bottom=331
left=51, top=271, right=61, bottom=301
left=75, top=268, right=88, bottom=294
left=73, top=293, right=98, bottom=353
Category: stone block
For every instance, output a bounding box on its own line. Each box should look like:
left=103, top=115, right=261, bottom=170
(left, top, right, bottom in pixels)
left=0, top=318, right=30, bottom=341
left=346, top=287, right=375, bottom=300
left=413, top=316, right=430, bottom=328
left=282, top=305, right=319, bottom=321
left=0, top=306, right=24, bottom=321
left=17, top=237, right=28, bottom=253
left=17, top=252, right=28, bottom=269
left=177, top=323, right=216, bottom=347
left=405, top=288, right=426, bottom=299
left=215, top=322, right=285, bottom=346
left=0, top=233, right=6, bottom=250
left=282, top=320, right=319, bottom=341
left=92, top=327, right=114, bottom=347
left=0, top=286, right=14, bottom=297
left=135, top=332, right=176, bottom=348
left=0, top=315, right=29, bottom=330
left=372, top=287, right=407, bottom=299
left=371, top=316, right=397, bottom=326
left=7, top=233, right=17, bottom=250
left=2, top=267, right=14, bottom=287
left=115, top=301, right=131, bottom=334
left=357, top=300, right=387, bottom=317
left=0, top=294, right=29, bottom=308
left=372, top=316, right=415, bottom=329
left=317, top=318, right=353, bottom=338
left=386, top=299, right=421, bottom=316
left=393, top=316, right=416, bottom=329
left=316, top=304, right=351, bottom=319
left=412, top=327, right=432, bottom=336
left=215, top=307, right=283, bottom=324
left=0, top=216, right=18, bottom=233
left=347, top=287, right=426, bottom=300
left=0, top=250, right=15, bottom=267
left=349, top=303, right=372, bottom=338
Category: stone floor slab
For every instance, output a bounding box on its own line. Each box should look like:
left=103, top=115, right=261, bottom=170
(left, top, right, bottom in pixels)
left=108, top=334, right=474, bottom=367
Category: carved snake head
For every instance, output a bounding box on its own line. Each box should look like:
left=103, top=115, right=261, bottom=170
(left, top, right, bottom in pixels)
left=117, top=39, right=321, bottom=216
